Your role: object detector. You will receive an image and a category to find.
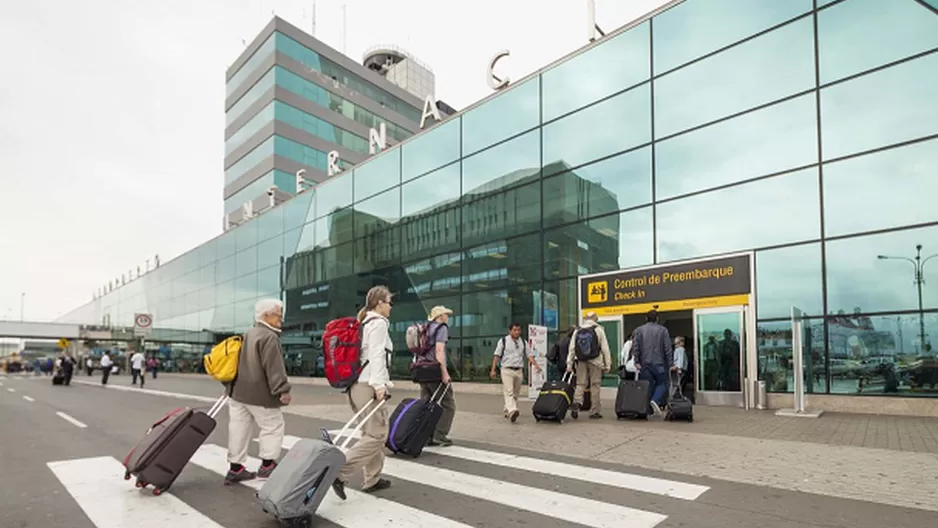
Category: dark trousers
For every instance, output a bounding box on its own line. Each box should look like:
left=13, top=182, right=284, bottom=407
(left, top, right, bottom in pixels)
left=132, top=368, right=145, bottom=386
left=419, top=381, right=456, bottom=441
left=640, top=364, right=669, bottom=406
left=62, top=369, right=73, bottom=386
left=101, top=368, right=110, bottom=385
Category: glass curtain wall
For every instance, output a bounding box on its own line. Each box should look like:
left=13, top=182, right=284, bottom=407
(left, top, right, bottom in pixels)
left=60, top=0, right=938, bottom=393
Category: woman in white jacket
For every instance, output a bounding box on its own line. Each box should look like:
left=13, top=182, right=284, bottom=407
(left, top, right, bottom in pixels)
left=332, top=286, right=394, bottom=499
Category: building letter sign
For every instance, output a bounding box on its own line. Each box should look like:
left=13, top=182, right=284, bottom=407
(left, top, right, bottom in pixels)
left=420, top=95, right=441, bottom=129
left=242, top=200, right=254, bottom=220
left=587, top=0, right=606, bottom=42
left=487, top=50, right=510, bottom=90
left=266, top=186, right=278, bottom=208
left=327, top=151, right=341, bottom=176
left=295, top=169, right=308, bottom=194
left=369, top=122, right=387, bottom=154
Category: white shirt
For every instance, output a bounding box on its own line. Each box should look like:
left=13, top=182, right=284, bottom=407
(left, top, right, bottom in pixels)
left=673, top=346, right=688, bottom=371
left=357, top=312, right=394, bottom=390
left=131, top=352, right=145, bottom=370
left=100, top=355, right=113, bottom=368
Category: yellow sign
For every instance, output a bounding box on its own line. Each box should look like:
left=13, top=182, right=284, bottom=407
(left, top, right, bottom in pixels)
left=583, top=294, right=750, bottom=317
left=586, top=281, right=609, bottom=304
left=57, top=338, right=70, bottom=350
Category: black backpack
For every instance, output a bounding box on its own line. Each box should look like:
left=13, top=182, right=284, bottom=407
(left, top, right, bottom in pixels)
left=574, top=327, right=601, bottom=361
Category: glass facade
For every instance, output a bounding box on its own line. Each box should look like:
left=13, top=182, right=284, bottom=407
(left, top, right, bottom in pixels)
left=63, top=0, right=938, bottom=397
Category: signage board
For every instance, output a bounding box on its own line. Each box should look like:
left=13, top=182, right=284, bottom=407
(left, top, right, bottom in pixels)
left=57, top=338, right=70, bottom=350
left=134, top=313, right=153, bottom=337
left=526, top=325, right=549, bottom=399
left=580, top=254, right=752, bottom=317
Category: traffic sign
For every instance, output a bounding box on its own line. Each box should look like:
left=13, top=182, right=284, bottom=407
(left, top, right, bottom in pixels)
left=134, top=313, right=153, bottom=337
left=57, top=338, right=70, bottom=350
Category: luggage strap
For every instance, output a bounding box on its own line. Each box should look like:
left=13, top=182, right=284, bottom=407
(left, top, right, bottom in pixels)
left=541, top=389, right=571, bottom=405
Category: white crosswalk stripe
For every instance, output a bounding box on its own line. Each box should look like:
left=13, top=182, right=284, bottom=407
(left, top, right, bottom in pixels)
left=48, top=433, right=707, bottom=528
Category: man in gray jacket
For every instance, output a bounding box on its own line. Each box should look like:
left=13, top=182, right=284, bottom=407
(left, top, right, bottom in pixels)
left=226, top=299, right=292, bottom=484
left=632, top=310, right=673, bottom=417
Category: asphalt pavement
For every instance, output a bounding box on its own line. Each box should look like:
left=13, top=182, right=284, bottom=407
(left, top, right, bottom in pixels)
left=0, top=372, right=934, bottom=528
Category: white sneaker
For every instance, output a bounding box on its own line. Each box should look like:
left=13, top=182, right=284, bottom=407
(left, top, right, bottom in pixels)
left=649, top=400, right=662, bottom=416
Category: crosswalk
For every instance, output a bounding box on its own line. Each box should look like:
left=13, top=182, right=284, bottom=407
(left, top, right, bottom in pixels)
left=46, top=433, right=709, bottom=528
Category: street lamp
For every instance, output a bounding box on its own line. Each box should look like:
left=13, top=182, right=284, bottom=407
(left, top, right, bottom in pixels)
left=877, top=244, right=937, bottom=354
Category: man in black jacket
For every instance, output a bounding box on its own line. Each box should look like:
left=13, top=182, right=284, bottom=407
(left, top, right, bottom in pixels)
left=547, top=327, right=576, bottom=380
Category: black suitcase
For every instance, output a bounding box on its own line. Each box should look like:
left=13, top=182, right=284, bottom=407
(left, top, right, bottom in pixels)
left=122, top=394, right=227, bottom=494
left=532, top=373, right=573, bottom=422
left=52, top=373, right=64, bottom=386
left=386, top=383, right=449, bottom=457
left=666, top=371, right=694, bottom=422
left=616, top=372, right=651, bottom=419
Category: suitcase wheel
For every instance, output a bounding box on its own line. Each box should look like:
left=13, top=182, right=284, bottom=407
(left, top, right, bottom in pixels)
left=291, top=515, right=313, bottom=528
left=124, top=472, right=131, bottom=481
left=688, top=415, right=694, bottom=423
left=135, top=480, right=147, bottom=489
left=152, top=488, right=163, bottom=496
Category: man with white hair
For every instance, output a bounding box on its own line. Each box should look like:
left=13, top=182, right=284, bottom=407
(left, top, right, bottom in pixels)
left=225, top=298, right=292, bottom=484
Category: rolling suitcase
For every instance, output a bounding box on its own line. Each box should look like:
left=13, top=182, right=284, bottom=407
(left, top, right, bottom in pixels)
left=532, top=372, right=573, bottom=422
left=257, top=395, right=389, bottom=528
left=615, top=371, right=651, bottom=420
left=666, top=370, right=694, bottom=422
left=386, top=383, right=449, bottom=457
left=122, top=393, right=228, bottom=495
left=52, top=373, right=64, bottom=386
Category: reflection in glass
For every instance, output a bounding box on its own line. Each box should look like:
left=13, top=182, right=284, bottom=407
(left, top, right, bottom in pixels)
left=402, top=118, right=461, bottom=182
left=543, top=84, right=651, bottom=171
left=758, top=319, right=826, bottom=394
left=823, top=139, right=938, bottom=237
left=461, top=283, right=539, bottom=338
left=827, top=313, right=938, bottom=395
left=462, top=181, right=542, bottom=248
left=654, top=17, right=814, bottom=138
left=821, top=53, right=938, bottom=160
left=652, top=0, right=812, bottom=74
left=463, top=232, right=541, bottom=291
left=353, top=149, right=401, bottom=202
left=401, top=163, right=461, bottom=218
left=542, top=147, right=652, bottom=228
left=825, top=225, right=938, bottom=314
left=697, top=311, right=743, bottom=392
left=542, top=22, right=650, bottom=122
left=461, top=129, right=540, bottom=195
left=462, top=78, right=540, bottom=156
left=655, top=94, right=817, bottom=200
left=354, top=187, right=401, bottom=237
left=656, top=168, right=821, bottom=262
left=314, top=173, right=353, bottom=217
left=755, top=243, right=823, bottom=319
left=817, top=0, right=938, bottom=84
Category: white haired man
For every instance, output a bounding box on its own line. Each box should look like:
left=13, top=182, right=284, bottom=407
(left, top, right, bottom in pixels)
left=225, top=299, right=292, bottom=484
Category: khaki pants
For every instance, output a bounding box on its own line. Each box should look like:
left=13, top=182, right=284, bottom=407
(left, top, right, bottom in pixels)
left=227, top=399, right=285, bottom=466
left=574, top=361, right=603, bottom=415
left=500, top=367, right=524, bottom=414
left=338, top=382, right=388, bottom=489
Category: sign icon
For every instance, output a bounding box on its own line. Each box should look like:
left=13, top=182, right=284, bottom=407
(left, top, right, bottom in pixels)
left=134, top=313, right=153, bottom=337
left=587, top=281, right=608, bottom=303
left=57, top=338, right=70, bottom=350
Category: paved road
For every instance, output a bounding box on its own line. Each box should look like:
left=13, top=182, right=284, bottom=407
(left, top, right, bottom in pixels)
left=0, top=372, right=934, bottom=528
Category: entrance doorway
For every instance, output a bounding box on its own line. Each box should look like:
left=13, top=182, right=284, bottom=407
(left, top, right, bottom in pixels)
left=623, top=310, right=696, bottom=401
left=694, top=306, right=747, bottom=407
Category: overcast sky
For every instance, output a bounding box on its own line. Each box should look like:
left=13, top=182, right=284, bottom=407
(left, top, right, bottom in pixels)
left=0, top=0, right=669, bottom=321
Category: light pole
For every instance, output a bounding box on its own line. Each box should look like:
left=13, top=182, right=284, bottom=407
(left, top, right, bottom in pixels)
left=878, top=244, right=937, bottom=354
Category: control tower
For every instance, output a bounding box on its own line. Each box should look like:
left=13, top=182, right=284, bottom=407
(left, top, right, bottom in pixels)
left=363, top=45, right=435, bottom=102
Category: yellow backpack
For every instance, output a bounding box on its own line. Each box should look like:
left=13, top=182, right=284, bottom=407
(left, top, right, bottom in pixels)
left=204, top=336, right=242, bottom=383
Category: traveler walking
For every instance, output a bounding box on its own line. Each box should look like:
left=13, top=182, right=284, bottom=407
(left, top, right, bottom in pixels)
left=59, top=352, right=75, bottom=386
left=225, top=299, right=292, bottom=484
left=130, top=348, right=146, bottom=387
left=632, top=310, right=674, bottom=417
left=419, top=306, right=456, bottom=447
left=490, top=323, right=542, bottom=422
left=332, top=286, right=395, bottom=500
left=100, top=351, right=113, bottom=385
left=85, top=357, right=93, bottom=376
left=566, top=312, right=612, bottom=419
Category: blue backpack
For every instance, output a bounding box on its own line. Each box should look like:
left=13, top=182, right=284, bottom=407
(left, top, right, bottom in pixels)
left=574, top=327, right=601, bottom=361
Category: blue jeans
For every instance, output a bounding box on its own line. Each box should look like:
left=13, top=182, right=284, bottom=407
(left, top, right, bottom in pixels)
left=640, top=364, right=669, bottom=407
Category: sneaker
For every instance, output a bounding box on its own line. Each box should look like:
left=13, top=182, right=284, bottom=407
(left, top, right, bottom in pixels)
left=589, top=413, right=603, bottom=419
left=571, top=403, right=580, bottom=420
left=332, top=479, right=347, bottom=501
left=509, top=410, right=519, bottom=423
left=362, top=478, right=391, bottom=493
left=224, top=467, right=256, bottom=485
left=257, top=462, right=278, bottom=479
left=428, top=437, right=453, bottom=447
left=650, top=401, right=662, bottom=416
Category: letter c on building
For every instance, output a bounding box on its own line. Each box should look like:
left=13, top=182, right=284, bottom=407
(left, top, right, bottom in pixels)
left=487, top=49, right=510, bottom=91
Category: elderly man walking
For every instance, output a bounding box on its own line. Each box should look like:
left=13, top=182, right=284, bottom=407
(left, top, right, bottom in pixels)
left=225, top=299, right=292, bottom=485
left=566, top=312, right=612, bottom=419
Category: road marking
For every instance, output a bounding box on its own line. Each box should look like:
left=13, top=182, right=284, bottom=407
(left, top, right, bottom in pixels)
left=47, top=456, right=226, bottom=528
left=6, top=387, right=14, bottom=392
left=56, top=411, right=87, bottom=428
left=423, top=444, right=709, bottom=500
left=191, top=444, right=473, bottom=528
left=22, top=395, right=35, bottom=402
left=72, top=380, right=219, bottom=403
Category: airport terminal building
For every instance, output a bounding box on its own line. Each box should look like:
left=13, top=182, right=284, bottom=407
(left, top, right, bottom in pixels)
left=58, top=0, right=938, bottom=414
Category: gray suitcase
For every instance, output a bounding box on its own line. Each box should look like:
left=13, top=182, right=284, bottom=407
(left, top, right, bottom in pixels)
left=256, top=394, right=389, bottom=527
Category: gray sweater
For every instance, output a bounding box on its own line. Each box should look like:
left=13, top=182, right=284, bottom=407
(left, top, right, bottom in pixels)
left=632, top=322, right=673, bottom=368
left=231, top=323, right=292, bottom=408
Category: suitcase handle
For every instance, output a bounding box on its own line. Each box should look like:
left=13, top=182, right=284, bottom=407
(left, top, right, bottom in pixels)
left=333, top=393, right=391, bottom=450
left=430, top=382, right=451, bottom=403
left=206, top=394, right=230, bottom=419
left=561, top=371, right=573, bottom=384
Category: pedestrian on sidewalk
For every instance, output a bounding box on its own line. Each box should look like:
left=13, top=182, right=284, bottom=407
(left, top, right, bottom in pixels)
left=419, top=306, right=456, bottom=447
left=59, top=351, right=75, bottom=386
left=566, top=312, right=612, bottom=419
left=225, top=299, right=292, bottom=485
left=85, top=357, right=93, bottom=376
left=130, top=348, right=146, bottom=388
left=332, top=286, right=395, bottom=500
left=100, top=351, right=113, bottom=385
left=490, top=323, right=542, bottom=423
left=632, top=310, right=674, bottom=417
